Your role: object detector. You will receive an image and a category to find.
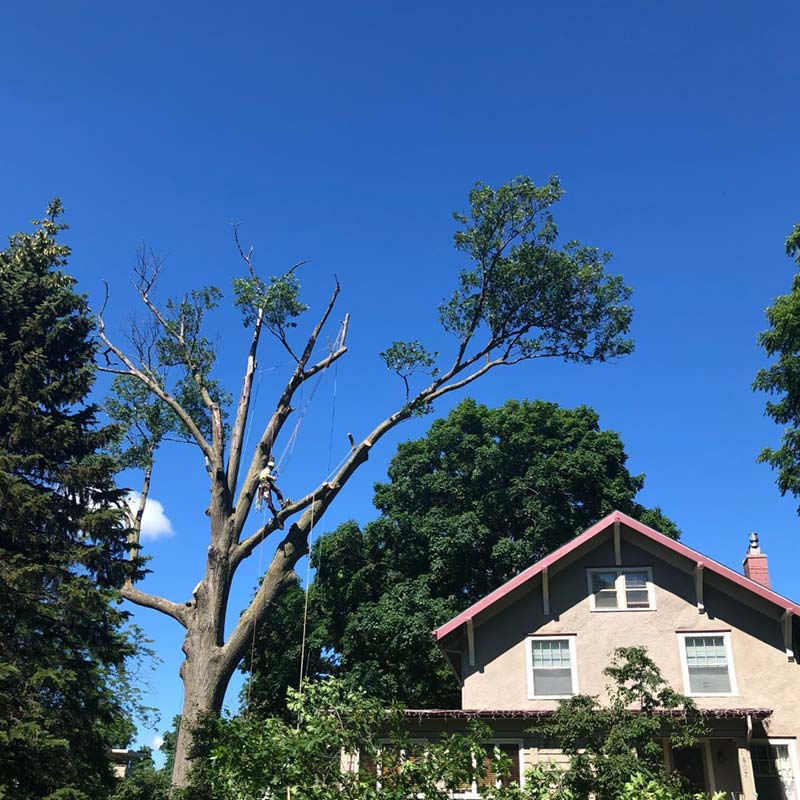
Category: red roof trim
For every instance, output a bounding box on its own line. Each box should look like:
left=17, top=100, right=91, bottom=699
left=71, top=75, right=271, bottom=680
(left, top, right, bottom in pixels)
left=433, top=510, right=800, bottom=641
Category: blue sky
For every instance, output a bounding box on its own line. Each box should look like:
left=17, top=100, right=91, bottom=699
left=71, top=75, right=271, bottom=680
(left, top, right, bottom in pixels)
left=3, top=0, right=799, bottom=753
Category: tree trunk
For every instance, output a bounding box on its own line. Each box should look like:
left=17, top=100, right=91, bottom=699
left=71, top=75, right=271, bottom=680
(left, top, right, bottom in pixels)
left=171, top=541, right=239, bottom=791
left=171, top=629, right=230, bottom=789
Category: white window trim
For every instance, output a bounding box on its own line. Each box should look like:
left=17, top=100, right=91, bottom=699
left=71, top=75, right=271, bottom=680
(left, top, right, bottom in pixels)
left=677, top=631, right=738, bottom=697
left=750, top=737, right=800, bottom=800
left=525, top=635, right=579, bottom=700
left=586, top=567, right=656, bottom=611
left=453, top=738, right=525, bottom=799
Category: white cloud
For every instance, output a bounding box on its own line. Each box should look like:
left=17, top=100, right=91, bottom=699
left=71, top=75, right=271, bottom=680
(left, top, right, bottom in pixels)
left=151, top=735, right=164, bottom=751
left=127, top=492, right=175, bottom=541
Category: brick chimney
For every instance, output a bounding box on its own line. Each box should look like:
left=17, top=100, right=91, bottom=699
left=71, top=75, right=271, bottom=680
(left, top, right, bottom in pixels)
left=743, top=532, right=770, bottom=588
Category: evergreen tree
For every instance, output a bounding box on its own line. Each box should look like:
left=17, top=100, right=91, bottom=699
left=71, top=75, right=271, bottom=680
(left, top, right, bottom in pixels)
left=0, top=203, right=138, bottom=799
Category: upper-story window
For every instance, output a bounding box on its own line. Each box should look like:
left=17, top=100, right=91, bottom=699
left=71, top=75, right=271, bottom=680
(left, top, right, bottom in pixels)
left=678, top=632, right=738, bottom=696
left=586, top=567, right=655, bottom=611
left=526, top=635, right=578, bottom=699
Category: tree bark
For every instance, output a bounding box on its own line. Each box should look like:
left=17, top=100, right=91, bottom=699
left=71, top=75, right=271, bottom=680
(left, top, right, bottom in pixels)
left=171, top=631, right=229, bottom=790
left=169, top=527, right=297, bottom=789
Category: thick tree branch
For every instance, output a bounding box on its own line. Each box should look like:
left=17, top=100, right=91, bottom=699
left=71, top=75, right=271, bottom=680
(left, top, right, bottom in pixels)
left=226, top=307, right=264, bottom=498
left=226, top=226, right=267, bottom=498
left=223, top=528, right=306, bottom=671
left=120, top=583, right=189, bottom=627
left=230, top=281, right=347, bottom=543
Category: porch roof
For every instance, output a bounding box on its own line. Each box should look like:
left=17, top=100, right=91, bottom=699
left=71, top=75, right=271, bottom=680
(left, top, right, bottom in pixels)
left=403, top=708, right=772, bottom=721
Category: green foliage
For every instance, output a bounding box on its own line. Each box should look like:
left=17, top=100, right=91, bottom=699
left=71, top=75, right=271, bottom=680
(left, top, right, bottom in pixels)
left=106, top=376, right=183, bottom=470
left=0, top=204, right=144, bottom=799
left=380, top=340, right=439, bottom=402
left=754, top=221, right=800, bottom=511
left=519, top=762, right=574, bottom=799
left=439, top=176, right=633, bottom=363
left=245, top=399, right=676, bottom=714
left=620, top=773, right=724, bottom=800
left=232, top=272, right=308, bottom=330
left=539, top=647, right=705, bottom=800
left=189, top=679, right=520, bottom=800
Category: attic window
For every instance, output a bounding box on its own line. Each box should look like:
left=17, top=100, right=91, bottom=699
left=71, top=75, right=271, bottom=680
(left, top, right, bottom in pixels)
left=587, top=568, right=655, bottom=611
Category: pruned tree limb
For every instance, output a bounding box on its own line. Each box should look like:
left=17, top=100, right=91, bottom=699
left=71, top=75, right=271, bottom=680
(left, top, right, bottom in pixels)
left=121, top=583, right=189, bottom=628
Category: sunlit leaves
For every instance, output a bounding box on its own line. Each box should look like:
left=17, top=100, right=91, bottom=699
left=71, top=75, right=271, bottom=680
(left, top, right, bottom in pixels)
left=232, top=273, right=308, bottom=331
left=439, top=176, right=633, bottom=364
left=754, top=221, right=800, bottom=510
left=380, top=340, right=439, bottom=402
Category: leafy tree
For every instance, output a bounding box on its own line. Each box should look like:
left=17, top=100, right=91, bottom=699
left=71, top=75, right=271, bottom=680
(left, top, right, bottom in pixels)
left=754, top=222, right=800, bottom=510
left=245, top=399, right=676, bottom=712
left=101, top=176, right=636, bottom=786
left=187, top=679, right=516, bottom=800
left=0, top=204, right=140, bottom=799
left=538, top=647, right=705, bottom=800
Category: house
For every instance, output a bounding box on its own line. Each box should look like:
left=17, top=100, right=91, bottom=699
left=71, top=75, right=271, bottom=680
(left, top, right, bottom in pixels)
left=405, top=510, right=800, bottom=799
left=107, top=747, right=138, bottom=779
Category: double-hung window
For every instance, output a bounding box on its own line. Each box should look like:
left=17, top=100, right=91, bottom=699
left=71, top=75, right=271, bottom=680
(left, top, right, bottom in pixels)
left=678, top=632, right=737, bottom=696
left=526, top=636, right=578, bottom=699
left=587, top=567, right=655, bottom=610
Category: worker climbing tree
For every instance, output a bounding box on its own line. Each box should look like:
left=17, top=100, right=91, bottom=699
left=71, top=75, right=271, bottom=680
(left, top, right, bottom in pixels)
left=255, top=456, right=288, bottom=515
left=102, top=175, right=636, bottom=789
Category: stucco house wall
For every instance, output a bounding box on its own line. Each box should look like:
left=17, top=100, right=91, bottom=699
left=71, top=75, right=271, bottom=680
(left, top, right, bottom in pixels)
left=460, top=529, right=799, bottom=739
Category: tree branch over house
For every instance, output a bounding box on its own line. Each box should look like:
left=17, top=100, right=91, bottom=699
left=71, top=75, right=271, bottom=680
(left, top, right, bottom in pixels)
left=99, top=175, right=635, bottom=788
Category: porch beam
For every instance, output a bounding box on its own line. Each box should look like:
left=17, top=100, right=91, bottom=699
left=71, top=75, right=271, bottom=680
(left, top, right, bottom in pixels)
left=466, top=618, right=475, bottom=667
left=542, top=566, right=550, bottom=617
left=613, top=520, right=621, bottom=566
left=736, top=739, right=757, bottom=800
left=695, top=563, right=705, bottom=614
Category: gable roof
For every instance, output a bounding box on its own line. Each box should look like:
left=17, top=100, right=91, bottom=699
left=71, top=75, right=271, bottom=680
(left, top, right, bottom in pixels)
left=434, top=510, right=800, bottom=642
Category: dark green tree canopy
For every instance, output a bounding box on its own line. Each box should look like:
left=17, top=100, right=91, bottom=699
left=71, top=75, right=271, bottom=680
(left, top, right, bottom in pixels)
left=0, top=203, right=139, bottom=800
left=244, top=398, right=676, bottom=713
left=755, top=222, right=800, bottom=509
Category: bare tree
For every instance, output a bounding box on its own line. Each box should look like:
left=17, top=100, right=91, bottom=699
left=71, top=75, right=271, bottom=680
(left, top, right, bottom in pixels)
left=99, top=176, right=635, bottom=788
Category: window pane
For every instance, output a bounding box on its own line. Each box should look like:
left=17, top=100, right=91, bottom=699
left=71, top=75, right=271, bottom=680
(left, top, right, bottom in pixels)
left=532, top=640, right=570, bottom=668
left=595, top=590, right=619, bottom=608
left=592, top=571, right=618, bottom=608
left=624, top=571, right=648, bottom=589
left=625, top=589, right=650, bottom=608
left=592, top=571, right=616, bottom=591
left=623, top=571, right=651, bottom=608
left=688, top=665, right=731, bottom=694
left=533, top=667, right=573, bottom=696
left=686, top=636, right=727, bottom=667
